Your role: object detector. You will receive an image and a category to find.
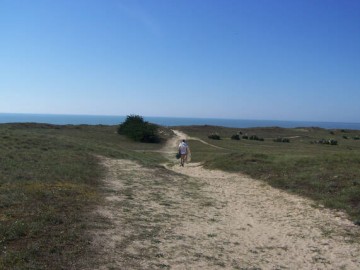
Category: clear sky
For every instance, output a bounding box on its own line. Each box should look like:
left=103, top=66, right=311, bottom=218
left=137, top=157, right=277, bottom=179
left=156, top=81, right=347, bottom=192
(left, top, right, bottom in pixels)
left=1, top=0, right=359, bottom=122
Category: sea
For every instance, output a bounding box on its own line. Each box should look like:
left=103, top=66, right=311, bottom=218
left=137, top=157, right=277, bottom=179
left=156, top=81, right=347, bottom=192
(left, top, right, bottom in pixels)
left=0, top=113, right=360, bottom=130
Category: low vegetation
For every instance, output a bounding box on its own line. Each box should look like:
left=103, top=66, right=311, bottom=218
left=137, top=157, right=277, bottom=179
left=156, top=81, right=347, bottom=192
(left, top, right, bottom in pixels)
left=1, top=122, right=360, bottom=268
left=0, top=123, right=169, bottom=269
left=274, top=137, right=290, bottom=143
left=312, top=138, right=338, bottom=145
left=249, top=135, right=264, bottom=141
left=176, top=125, right=360, bottom=223
left=208, top=133, right=221, bottom=140
left=241, top=134, right=264, bottom=141
left=117, top=115, right=161, bottom=143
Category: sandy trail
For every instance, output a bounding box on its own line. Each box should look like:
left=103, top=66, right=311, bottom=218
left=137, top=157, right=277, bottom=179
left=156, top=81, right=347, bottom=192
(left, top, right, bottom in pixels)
left=87, top=130, right=360, bottom=269
left=172, top=130, right=226, bottom=150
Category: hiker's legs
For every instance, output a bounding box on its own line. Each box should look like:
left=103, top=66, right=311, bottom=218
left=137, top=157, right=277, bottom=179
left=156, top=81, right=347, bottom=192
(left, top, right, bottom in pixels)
left=180, top=154, right=186, bottom=166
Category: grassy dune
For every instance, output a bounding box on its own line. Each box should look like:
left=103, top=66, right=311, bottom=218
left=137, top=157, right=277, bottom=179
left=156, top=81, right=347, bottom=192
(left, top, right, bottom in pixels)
left=0, top=123, right=168, bottom=269
left=1, top=123, right=359, bottom=268
left=177, top=125, right=360, bottom=223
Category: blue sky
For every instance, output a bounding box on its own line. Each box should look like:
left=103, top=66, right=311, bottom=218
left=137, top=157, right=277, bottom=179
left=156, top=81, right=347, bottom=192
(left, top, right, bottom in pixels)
left=1, top=0, right=359, bottom=122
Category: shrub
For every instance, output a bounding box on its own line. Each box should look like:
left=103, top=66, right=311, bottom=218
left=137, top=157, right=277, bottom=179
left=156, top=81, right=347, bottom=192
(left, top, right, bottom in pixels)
left=274, top=137, right=290, bottom=143
left=329, top=139, right=338, bottom=145
left=242, top=135, right=264, bottom=141
left=343, top=135, right=349, bottom=139
left=312, top=138, right=338, bottom=145
left=354, top=136, right=360, bottom=140
left=231, top=134, right=240, bottom=140
left=117, top=115, right=160, bottom=143
left=249, top=135, right=264, bottom=141
left=249, top=135, right=258, bottom=140
left=330, top=131, right=335, bottom=135
left=208, top=133, right=221, bottom=140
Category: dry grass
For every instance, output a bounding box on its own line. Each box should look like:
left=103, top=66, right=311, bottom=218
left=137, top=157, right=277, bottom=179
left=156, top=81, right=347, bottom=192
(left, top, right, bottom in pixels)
left=177, top=125, right=360, bottom=223
left=0, top=123, right=169, bottom=269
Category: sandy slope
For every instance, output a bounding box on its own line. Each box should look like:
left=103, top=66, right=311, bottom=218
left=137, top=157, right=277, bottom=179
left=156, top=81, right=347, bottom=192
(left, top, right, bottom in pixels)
left=87, top=131, right=360, bottom=270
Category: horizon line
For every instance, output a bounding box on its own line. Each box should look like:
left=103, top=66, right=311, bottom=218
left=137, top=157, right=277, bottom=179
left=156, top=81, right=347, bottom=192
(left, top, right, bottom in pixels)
left=1, top=112, right=359, bottom=125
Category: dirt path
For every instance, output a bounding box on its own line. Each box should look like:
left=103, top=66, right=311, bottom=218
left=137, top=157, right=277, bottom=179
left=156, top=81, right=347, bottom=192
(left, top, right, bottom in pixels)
left=172, top=130, right=226, bottom=150
left=87, top=131, right=360, bottom=269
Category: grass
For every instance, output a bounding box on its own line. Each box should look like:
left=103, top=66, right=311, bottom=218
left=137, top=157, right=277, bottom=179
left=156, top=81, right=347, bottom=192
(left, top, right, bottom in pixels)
left=176, top=125, right=360, bottom=223
left=0, top=123, right=169, bottom=269
left=1, top=122, right=359, bottom=268
left=89, top=152, right=219, bottom=269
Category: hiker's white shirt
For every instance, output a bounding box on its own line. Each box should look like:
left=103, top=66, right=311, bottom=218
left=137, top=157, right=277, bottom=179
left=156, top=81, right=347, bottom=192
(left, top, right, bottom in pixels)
left=179, top=142, right=188, bottom=155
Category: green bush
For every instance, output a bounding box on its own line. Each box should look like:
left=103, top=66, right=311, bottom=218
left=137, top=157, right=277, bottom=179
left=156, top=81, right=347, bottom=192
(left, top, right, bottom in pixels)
left=231, top=134, right=240, bottom=140
left=328, top=139, right=338, bottom=145
left=242, top=134, right=263, bottom=141
left=313, top=138, right=338, bottom=145
left=249, top=135, right=264, bottom=141
left=354, top=136, right=360, bottom=140
left=208, top=133, right=221, bottom=140
left=117, top=115, right=160, bottom=143
left=274, top=137, right=290, bottom=143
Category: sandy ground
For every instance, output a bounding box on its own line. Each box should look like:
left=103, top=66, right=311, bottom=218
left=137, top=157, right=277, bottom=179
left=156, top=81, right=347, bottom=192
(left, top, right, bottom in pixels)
left=86, top=130, right=360, bottom=270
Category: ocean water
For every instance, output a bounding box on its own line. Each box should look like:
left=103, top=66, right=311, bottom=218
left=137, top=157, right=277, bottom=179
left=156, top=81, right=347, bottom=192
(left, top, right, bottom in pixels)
left=0, top=113, right=360, bottom=130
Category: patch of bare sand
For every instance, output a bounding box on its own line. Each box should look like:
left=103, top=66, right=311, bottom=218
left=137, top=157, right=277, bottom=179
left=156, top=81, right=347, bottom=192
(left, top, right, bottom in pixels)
left=169, top=162, right=360, bottom=269
left=86, top=131, right=360, bottom=269
left=172, top=130, right=225, bottom=150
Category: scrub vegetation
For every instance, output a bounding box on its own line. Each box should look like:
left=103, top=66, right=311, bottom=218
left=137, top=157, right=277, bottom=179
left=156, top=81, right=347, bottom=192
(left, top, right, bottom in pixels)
left=175, top=125, right=360, bottom=223
left=1, top=122, right=359, bottom=268
left=117, top=115, right=161, bottom=143
left=0, top=123, right=169, bottom=269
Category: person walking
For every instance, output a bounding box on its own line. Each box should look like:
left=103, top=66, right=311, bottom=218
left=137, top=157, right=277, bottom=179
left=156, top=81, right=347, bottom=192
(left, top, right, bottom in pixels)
left=178, top=139, right=190, bottom=167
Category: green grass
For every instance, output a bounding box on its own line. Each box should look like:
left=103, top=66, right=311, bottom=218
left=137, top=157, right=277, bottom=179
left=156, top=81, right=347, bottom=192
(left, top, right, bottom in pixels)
left=177, top=125, right=360, bottom=222
left=0, top=123, right=169, bottom=269
left=1, top=122, right=359, bottom=268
